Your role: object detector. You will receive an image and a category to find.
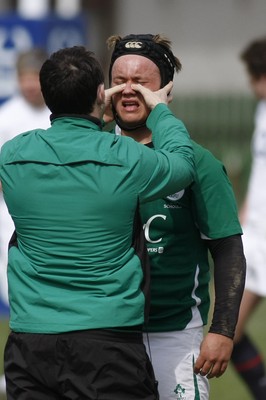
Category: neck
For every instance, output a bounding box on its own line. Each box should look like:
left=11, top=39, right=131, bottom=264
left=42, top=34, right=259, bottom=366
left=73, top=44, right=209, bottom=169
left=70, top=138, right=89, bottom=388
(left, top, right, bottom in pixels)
left=121, top=126, right=152, bottom=144
left=91, top=104, right=102, bottom=120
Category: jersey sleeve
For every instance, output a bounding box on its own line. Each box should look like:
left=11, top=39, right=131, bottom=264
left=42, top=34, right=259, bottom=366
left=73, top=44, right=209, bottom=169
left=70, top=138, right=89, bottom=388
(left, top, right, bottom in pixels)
left=191, top=143, right=242, bottom=239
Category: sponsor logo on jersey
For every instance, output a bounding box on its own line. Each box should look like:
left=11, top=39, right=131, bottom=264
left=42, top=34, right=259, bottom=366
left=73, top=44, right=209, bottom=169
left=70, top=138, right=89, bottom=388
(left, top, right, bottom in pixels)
left=166, top=189, right=185, bottom=202
left=163, top=204, right=181, bottom=209
left=147, top=246, right=164, bottom=254
left=143, top=215, right=165, bottom=254
left=143, top=214, right=166, bottom=244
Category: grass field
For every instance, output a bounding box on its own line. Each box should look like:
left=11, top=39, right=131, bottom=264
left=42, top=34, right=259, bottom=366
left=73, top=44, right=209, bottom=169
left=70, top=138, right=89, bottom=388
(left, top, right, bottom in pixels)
left=0, top=300, right=266, bottom=399
left=210, top=296, right=266, bottom=399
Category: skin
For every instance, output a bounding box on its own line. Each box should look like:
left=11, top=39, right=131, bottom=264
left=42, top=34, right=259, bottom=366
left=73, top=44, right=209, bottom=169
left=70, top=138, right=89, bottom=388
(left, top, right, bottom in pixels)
left=108, top=53, right=233, bottom=379
left=110, top=55, right=163, bottom=143
left=18, top=70, right=46, bottom=108
left=104, top=56, right=173, bottom=123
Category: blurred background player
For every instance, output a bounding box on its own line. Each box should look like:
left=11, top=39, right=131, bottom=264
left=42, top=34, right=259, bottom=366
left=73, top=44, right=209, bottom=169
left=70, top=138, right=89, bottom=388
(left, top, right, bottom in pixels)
left=0, top=47, right=50, bottom=394
left=231, top=36, right=266, bottom=400
left=107, top=33, right=246, bottom=400
left=0, top=47, right=50, bottom=303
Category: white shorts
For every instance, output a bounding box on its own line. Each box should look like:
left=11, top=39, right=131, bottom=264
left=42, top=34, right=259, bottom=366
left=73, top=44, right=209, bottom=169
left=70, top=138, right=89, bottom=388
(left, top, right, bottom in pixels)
left=242, top=228, right=266, bottom=296
left=143, top=327, right=209, bottom=400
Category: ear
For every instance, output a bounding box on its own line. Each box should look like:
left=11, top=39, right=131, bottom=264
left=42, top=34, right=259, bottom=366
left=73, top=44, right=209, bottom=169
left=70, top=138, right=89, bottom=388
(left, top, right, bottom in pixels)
left=96, top=83, right=105, bottom=106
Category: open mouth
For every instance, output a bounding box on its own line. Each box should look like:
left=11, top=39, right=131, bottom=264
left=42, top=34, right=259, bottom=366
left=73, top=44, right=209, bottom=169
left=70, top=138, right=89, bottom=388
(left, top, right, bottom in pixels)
left=122, top=100, right=139, bottom=111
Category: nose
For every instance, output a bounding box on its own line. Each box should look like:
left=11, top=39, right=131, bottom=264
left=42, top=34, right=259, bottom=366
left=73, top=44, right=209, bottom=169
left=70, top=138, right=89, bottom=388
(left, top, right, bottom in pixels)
left=123, top=81, right=135, bottom=94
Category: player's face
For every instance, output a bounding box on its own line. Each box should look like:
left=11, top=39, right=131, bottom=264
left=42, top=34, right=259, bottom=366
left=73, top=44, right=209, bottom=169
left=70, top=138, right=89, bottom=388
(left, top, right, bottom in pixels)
left=249, top=75, right=266, bottom=99
left=18, top=71, right=45, bottom=108
left=111, top=55, right=161, bottom=128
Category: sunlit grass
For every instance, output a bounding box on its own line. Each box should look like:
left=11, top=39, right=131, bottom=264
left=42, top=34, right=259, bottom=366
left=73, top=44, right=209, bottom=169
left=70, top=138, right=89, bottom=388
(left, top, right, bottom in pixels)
left=210, top=299, right=266, bottom=399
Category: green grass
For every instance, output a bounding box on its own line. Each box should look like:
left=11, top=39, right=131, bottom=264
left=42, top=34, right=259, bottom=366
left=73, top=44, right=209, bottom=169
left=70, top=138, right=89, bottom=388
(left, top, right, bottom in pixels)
left=210, top=299, right=266, bottom=399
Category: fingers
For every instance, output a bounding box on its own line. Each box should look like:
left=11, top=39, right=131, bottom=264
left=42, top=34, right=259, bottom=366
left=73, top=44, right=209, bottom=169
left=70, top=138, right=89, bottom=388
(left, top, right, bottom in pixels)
left=105, top=81, right=174, bottom=110
left=194, top=360, right=229, bottom=379
left=194, top=351, right=227, bottom=379
left=103, top=84, right=126, bottom=124
left=212, top=361, right=228, bottom=378
left=163, top=81, right=174, bottom=93
left=131, top=81, right=174, bottom=109
left=105, top=84, right=126, bottom=99
left=194, top=333, right=233, bottom=379
left=131, top=84, right=163, bottom=109
left=130, top=83, right=150, bottom=95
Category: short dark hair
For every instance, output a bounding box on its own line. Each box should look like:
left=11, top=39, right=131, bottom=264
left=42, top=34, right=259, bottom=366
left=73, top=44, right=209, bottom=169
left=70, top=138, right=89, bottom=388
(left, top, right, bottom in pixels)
left=241, top=37, right=266, bottom=80
left=40, top=46, right=104, bottom=114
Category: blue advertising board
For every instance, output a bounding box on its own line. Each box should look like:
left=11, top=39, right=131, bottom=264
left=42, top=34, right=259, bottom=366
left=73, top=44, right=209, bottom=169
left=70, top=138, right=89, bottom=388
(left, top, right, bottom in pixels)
left=0, top=13, right=87, bottom=103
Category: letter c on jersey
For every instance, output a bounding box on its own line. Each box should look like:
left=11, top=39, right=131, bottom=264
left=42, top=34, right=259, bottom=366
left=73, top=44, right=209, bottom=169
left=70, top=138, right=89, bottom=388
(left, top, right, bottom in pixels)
left=143, top=214, right=166, bottom=243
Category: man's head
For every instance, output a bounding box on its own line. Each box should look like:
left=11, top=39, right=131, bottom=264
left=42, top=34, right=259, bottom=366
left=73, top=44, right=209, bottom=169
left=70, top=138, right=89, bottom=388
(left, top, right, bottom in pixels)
left=40, top=46, right=104, bottom=115
left=16, top=48, right=48, bottom=108
left=107, top=34, right=181, bottom=133
left=241, top=37, right=266, bottom=99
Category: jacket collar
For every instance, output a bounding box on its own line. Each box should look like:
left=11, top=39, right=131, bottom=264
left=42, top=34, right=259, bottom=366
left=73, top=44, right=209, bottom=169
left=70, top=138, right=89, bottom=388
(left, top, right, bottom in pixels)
left=50, top=113, right=103, bottom=129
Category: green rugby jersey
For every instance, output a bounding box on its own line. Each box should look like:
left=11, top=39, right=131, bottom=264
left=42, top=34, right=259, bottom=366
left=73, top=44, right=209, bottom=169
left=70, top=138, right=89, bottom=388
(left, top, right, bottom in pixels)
left=142, top=141, right=242, bottom=332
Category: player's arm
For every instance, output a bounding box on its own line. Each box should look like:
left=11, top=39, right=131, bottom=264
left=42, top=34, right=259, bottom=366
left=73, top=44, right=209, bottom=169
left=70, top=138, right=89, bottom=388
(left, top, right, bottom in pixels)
left=208, top=234, right=246, bottom=339
left=194, top=234, right=246, bottom=378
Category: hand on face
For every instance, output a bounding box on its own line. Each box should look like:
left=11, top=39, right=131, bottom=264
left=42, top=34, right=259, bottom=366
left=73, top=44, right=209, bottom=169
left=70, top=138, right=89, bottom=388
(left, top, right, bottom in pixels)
left=103, top=81, right=173, bottom=126
left=103, top=84, right=126, bottom=124
left=131, top=81, right=173, bottom=109
left=110, top=54, right=165, bottom=129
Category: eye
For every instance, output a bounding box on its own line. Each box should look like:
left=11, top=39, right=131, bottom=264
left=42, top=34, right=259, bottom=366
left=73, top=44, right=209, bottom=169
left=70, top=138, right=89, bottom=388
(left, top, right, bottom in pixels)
left=137, top=80, right=148, bottom=86
left=113, top=79, right=125, bottom=85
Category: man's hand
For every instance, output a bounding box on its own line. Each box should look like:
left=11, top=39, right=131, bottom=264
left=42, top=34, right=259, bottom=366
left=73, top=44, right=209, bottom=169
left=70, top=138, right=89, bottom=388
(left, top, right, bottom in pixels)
left=131, top=81, right=173, bottom=109
left=103, top=84, right=126, bottom=124
left=194, top=332, right=233, bottom=379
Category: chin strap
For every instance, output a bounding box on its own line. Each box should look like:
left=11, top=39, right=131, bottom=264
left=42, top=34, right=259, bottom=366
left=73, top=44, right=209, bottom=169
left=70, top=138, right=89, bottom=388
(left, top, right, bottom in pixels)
left=114, top=112, right=147, bottom=132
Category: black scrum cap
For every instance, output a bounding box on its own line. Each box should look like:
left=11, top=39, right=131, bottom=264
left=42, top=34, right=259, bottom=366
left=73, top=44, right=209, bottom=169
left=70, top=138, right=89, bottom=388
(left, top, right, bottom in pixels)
left=109, top=34, right=177, bottom=87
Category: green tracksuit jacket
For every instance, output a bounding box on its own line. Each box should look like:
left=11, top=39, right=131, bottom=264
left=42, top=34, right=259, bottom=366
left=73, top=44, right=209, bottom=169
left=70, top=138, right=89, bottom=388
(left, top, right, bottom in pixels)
left=0, top=104, right=194, bottom=333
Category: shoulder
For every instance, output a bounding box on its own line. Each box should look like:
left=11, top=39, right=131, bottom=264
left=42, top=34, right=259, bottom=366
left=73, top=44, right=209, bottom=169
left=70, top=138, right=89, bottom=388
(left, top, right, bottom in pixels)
left=193, top=140, right=223, bottom=169
left=191, top=141, right=231, bottom=195
left=1, top=129, right=30, bottom=149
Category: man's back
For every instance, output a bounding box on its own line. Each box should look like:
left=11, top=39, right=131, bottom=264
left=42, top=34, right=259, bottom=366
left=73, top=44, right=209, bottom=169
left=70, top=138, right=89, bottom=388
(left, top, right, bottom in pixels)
left=1, top=110, right=193, bottom=334
left=1, top=118, right=148, bottom=333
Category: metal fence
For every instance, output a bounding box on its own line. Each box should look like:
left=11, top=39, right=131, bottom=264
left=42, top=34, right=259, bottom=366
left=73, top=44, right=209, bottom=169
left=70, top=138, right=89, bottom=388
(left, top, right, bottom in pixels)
left=170, top=94, right=257, bottom=205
